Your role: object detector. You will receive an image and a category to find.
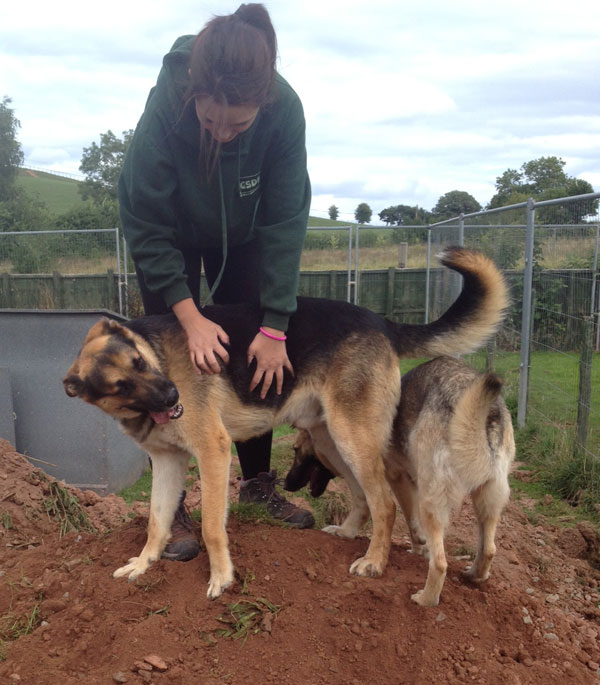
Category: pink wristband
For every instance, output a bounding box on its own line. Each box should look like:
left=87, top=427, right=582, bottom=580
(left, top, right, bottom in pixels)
left=259, top=326, right=287, bottom=341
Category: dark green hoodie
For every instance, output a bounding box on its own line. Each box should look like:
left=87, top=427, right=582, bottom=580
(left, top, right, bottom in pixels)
left=118, top=36, right=311, bottom=331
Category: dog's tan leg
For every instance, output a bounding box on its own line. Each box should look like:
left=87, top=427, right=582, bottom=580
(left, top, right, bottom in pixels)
left=308, top=423, right=369, bottom=539
left=387, top=470, right=427, bottom=556
left=463, top=478, right=509, bottom=582
left=323, top=424, right=396, bottom=578
left=344, top=452, right=396, bottom=578
left=322, top=344, right=399, bottom=578
left=411, top=506, right=447, bottom=607
left=322, top=469, right=370, bottom=539
left=114, top=449, right=189, bottom=581
left=194, top=422, right=235, bottom=600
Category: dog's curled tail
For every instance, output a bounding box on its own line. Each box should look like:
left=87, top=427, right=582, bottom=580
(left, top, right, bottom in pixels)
left=448, top=372, right=510, bottom=490
left=390, top=246, right=510, bottom=359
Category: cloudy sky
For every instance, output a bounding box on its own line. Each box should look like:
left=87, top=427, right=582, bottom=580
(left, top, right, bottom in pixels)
left=1, top=0, right=599, bottom=222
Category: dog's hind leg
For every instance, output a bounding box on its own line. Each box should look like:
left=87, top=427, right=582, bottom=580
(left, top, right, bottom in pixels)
left=331, top=430, right=396, bottom=578
left=193, top=420, right=235, bottom=600
left=409, top=438, right=454, bottom=607
left=386, top=469, right=426, bottom=556
left=322, top=469, right=370, bottom=539
left=114, top=448, right=189, bottom=581
left=463, top=477, right=509, bottom=583
left=322, top=340, right=399, bottom=578
left=308, top=423, right=370, bottom=539
left=410, top=503, right=448, bottom=607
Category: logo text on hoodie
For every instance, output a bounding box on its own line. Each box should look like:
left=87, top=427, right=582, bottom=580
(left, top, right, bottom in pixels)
left=239, top=173, right=261, bottom=197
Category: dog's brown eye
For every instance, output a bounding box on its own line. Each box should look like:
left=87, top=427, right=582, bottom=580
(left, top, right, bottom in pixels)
left=133, top=357, right=147, bottom=372
left=116, top=380, right=133, bottom=396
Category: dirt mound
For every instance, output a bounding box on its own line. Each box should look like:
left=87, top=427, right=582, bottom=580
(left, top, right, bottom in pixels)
left=0, top=439, right=132, bottom=550
left=1, top=439, right=600, bottom=684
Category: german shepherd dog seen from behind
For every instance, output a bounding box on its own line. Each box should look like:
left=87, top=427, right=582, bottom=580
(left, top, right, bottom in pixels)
left=286, top=356, right=515, bottom=606
left=63, top=248, right=509, bottom=599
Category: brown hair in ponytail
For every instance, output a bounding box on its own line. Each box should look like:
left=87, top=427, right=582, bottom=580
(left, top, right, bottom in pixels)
left=185, top=3, right=278, bottom=175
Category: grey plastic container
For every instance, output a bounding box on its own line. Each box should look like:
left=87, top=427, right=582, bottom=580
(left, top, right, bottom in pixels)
left=0, top=309, right=147, bottom=494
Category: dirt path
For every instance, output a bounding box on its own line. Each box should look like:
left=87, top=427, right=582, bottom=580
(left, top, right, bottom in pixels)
left=1, top=438, right=600, bottom=685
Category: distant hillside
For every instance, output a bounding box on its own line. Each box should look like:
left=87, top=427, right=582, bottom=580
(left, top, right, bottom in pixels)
left=16, top=168, right=347, bottom=225
left=307, top=216, right=351, bottom=227
left=16, top=168, right=88, bottom=215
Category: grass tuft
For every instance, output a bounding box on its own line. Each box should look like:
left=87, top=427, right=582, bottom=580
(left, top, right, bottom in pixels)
left=42, top=480, right=96, bottom=537
left=216, top=597, right=281, bottom=642
left=0, top=512, right=13, bottom=530
left=0, top=601, right=42, bottom=658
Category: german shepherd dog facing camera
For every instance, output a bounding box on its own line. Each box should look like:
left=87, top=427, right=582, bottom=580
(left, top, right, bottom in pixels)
left=63, top=248, right=508, bottom=599
left=286, top=356, right=515, bottom=606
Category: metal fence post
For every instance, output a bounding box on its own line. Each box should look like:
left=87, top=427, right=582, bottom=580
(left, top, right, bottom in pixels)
left=576, top=317, right=594, bottom=453
left=354, top=224, right=360, bottom=305
left=346, top=224, right=354, bottom=303
left=123, top=235, right=129, bottom=319
left=114, top=227, right=123, bottom=316
left=517, top=198, right=535, bottom=428
left=591, top=224, right=599, bottom=351
left=425, top=227, right=431, bottom=324
left=455, top=213, right=465, bottom=302
left=458, top=213, right=464, bottom=247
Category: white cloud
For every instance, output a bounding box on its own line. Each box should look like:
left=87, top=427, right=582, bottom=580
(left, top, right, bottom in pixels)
left=1, top=0, right=599, bottom=217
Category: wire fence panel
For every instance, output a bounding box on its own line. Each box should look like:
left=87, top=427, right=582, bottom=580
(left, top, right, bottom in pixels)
left=0, top=229, right=123, bottom=314
left=427, top=193, right=600, bottom=471
left=2, top=194, right=599, bottom=471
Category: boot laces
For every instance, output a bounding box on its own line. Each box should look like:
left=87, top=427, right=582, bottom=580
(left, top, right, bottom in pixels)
left=172, top=493, right=194, bottom=533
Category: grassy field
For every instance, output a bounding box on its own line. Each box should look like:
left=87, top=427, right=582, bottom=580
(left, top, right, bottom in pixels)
left=16, top=169, right=88, bottom=215
left=300, top=243, right=427, bottom=270
left=16, top=169, right=354, bottom=226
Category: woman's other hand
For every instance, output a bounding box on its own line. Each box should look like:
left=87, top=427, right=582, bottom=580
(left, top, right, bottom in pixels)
left=247, top=328, right=294, bottom=399
left=173, top=299, right=230, bottom=374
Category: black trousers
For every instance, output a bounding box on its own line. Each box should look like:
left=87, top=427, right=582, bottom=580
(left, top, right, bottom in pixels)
left=134, top=240, right=272, bottom=480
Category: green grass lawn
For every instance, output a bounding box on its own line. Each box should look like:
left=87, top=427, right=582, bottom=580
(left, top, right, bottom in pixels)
left=307, top=217, right=352, bottom=227
left=401, top=348, right=600, bottom=463
left=17, top=169, right=88, bottom=215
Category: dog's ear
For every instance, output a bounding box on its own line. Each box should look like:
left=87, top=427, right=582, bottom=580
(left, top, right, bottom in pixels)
left=81, top=317, right=121, bottom=345
left=63, top=372, right=83, bottom=398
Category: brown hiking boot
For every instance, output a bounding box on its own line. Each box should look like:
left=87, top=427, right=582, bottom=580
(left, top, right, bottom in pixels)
left=239, top=470, right=315, bottom=528
left=161, top=491, right=200, bottom=562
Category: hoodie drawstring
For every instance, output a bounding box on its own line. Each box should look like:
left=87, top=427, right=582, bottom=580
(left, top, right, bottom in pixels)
left=201, top=155, right=228, bottom=307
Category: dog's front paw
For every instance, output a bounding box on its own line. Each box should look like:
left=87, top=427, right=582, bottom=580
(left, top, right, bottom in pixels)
left=349, top=556, right=384, bottom=578
left=409, top=543, right=429, bottom=557
left=322, top=524, right=356, bottom=539
left=206, top=565, right=234, bottom=600
left=410, top=589, right=439, bottom=607
left=113, top=556, right=153, bottom=581
left=461, top=565, right=489, bottom=584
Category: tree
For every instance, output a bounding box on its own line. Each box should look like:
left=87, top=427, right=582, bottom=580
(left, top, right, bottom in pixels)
left=432, top=191, right=481, bottom=220
left=79, top=129, right=133, bottom=205
left=488, top=156, right=595, bottom=209
left=378, top=204, right=432, bottom=226
left=354, top=202, right=372, bottom=224
left=328, top=205, right=339, bottom=221
left=0, top=191, right=49, bottom=233
left=0, top=96, right=25, bottom=202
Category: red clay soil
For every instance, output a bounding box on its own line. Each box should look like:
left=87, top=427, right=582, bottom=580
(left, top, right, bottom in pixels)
left=1, top=437, right=600, bottom=685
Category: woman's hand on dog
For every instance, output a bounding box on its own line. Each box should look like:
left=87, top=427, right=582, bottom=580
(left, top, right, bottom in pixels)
left=173, top=299, right=230, bottom=374
left=248, top=331, right=294, bottom=399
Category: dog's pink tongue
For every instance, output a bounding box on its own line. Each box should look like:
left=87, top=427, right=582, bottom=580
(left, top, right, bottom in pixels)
left=150, top=411, right=171, bottom=425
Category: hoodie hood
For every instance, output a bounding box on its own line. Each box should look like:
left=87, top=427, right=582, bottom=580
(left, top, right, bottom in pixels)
left=159, top=35, right=262, bottom=157
left=161, top=35, right=195, bottom=127
left=119, top=35, right=311, bottom=330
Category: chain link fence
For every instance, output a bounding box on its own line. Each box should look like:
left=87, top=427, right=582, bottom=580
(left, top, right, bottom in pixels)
left=0, top=228, right=123, bottom=314
left=427, top=192, right=600, bottom=470
left=2, top=194, right=599, bottom=470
